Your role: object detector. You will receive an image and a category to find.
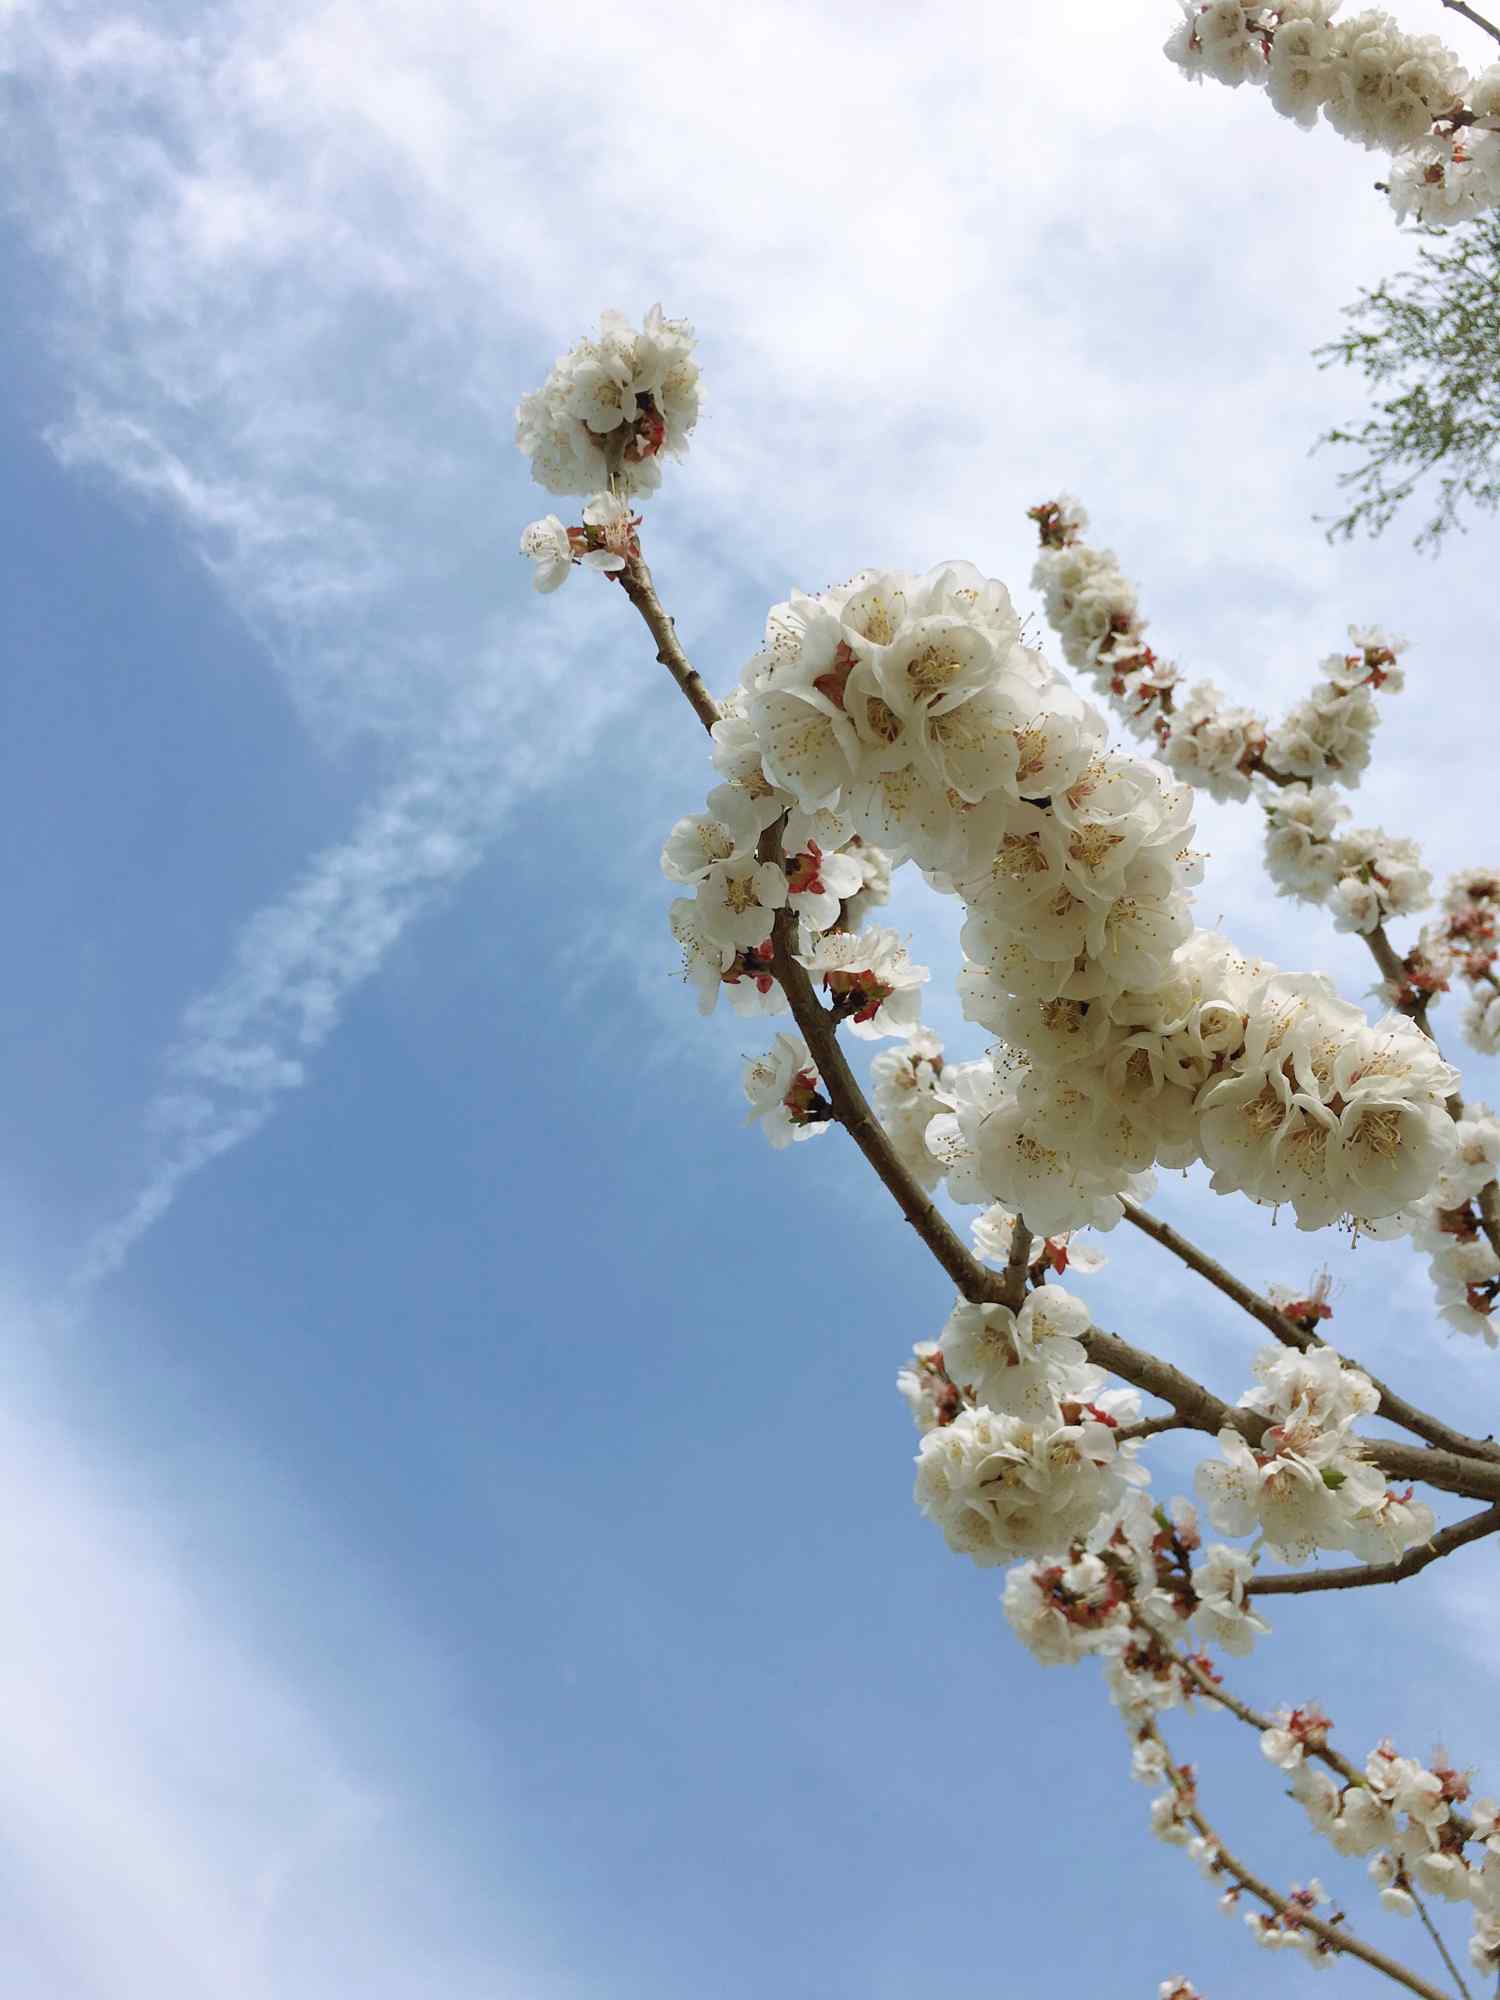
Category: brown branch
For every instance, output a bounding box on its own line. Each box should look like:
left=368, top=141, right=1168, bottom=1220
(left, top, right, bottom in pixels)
left=1115, top=1413, right=1195, bottom=1444
left=1245, top=1503, right=1500, bottom=1596
left=1440, top=0, right=1500, bottom=47
left=615, top=555, right=721, bottom=734
left=1120, top=1198, right=1500, bottom=1463
left=1180, top=1655, right=1477, bottom=1855
left=764, top=882, right=1002, bottom=1305
left=1149, top=1728, right=1455, bottom=2000
left=1412, top=1880, right=1475, bottom=2000
left=1479, top=1179, right=1500, bottom=1265
left=1366, top=922, right=1438, bottom=1042
left=1180, top=1655, right=1365, bottom=1787
left=998, top=1214, right=1034, bottom=1311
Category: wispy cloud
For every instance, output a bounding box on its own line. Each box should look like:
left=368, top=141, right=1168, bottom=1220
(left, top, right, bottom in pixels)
left=72, top=620, right=627, bottom=1293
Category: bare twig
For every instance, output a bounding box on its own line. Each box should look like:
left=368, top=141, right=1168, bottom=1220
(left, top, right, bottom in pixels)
left=1150, top=1728, right=1454, bottom=2000
left=763, top=878, right=999, bottom=1303
left=1245, top=1504, right=1500, bottom=1596
left=1412, top=1879, right=1475, bottom=2000
left=1115, top=1413, right=1195, bottom=1444
left=1180, top=1654, right=1364, bottom=1787
left=1120, top=1199, right=1500, bottom=1463
left=1440, top=0, right=1500, bottom=48
left=1121, top=1195, right=1314, bottom=1344
left=615, top=555, right=721, bottom=734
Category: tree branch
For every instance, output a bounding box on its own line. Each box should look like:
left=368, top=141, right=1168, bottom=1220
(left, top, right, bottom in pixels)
left=615, top=555, right=722, bottom=734
left=1412, top=1879, right=1476, bottom=2000
left=1149, top=1727, right=1455, bottom=2000
left=1120, top=1198, right=1500, bottom=1463
left=1244, top=1503, right=1500, bottom=1596
left=1179, top=1654, right=1364, bottom=1786
left=764, top=882, right=1002, bottom=1304
left=998, top=1214, right=1034, bottom=1311
left=1366, top=921, right=1439, bottom=1042
left=1440, top=0, right=1500, bottom=47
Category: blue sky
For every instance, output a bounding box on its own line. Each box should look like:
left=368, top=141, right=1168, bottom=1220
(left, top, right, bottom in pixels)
left=3, top=3, right=1499, bottom=1994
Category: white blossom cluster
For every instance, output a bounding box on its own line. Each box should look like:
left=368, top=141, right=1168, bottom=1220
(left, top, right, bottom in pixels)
left=1409, top=867, right=1500, bottom=1057
left=909, top=1283, right=1151, bottom=1565
left=516, top=306, right=701, bottom=590
left=1029, top=497, right=1404, bottom=802
left=1164, top=5, right=1500, bottom=226
left=1195, top=1344, right=1436, bottom=1562
left=937, top=936, right=1458, bottom=1235
left=871, top=1028, right=948, bottom=1191
left=664, top=554, right=1459, bottom=1230
left=1262, top=789, right=1432, bottom=936
left=1284, top=1731, right=1500, bottom=1975
left=972, top=1201, right=1107, bottom=1282
left=1366, top=1104, right=1500, bottom=1343
left=741, top=1034, right=830, bottom=1149
left=995, top=1489, right=1270, bottom=1682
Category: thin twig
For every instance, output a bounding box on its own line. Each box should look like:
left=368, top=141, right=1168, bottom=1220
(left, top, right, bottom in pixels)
left=615, top=556, right=721, bottom=734
left=1440, top=0, right=1500, bottom=48
left=1115, top=1413, right=1195, bottom=1444
left=763, top=873, right=999, bottom=1304
left=1180, top=1655, right=1364, bottom=1787
left=1180, top=1655, right=1477, bottom=1850
left=1150, top=1727, right=1454, bottom=2000
left=1245, top=1504, right=1500, bottom=1596
left=1412, top=1879, right=1475, bottom=2000
left=1120, top=1199, right=1500, bottom=1463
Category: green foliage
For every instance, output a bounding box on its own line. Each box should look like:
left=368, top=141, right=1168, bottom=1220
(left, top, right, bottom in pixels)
left=1314, top=214, right=1500, bottom=552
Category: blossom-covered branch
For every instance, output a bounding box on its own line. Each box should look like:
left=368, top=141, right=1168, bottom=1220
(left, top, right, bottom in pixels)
left=1147, top=1727, right=1455, bottom=1999
left=1243, top=1500, right=1500, bottom=1592
left=1165, top=3, right=1500, bottom=227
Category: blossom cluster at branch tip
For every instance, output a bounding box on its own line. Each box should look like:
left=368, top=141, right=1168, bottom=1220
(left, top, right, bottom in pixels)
left=1360, top=1103, right=1500, bottom=1342
left=1418, top=867, right=1500, bottom=1056
left=1164, top=5, right=1500, bottom=225
left=516, top=305, right=701, bottom=499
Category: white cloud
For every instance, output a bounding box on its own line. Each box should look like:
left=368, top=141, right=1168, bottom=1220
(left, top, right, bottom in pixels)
left=0, top=1289, right=549, bottom=2000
